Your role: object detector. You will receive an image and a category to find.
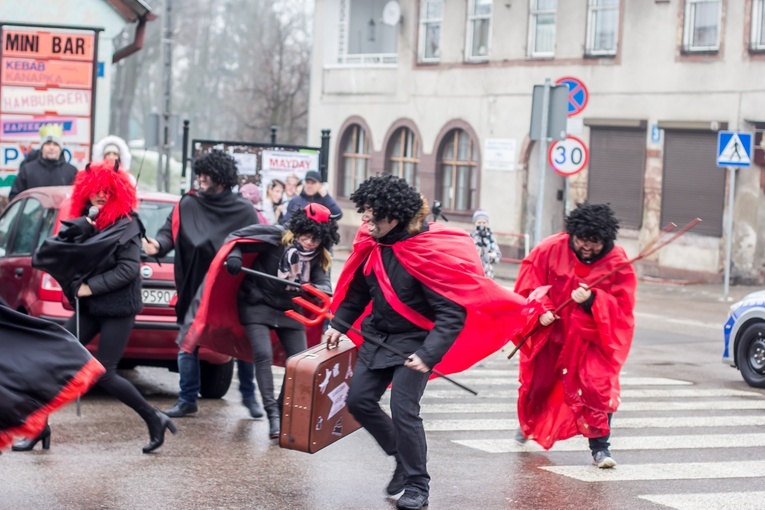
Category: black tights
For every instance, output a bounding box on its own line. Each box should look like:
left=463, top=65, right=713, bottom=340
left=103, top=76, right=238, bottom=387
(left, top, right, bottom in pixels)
left=64, top=311, right=156, bottom=424
left=243, top=324, right=306, bottom=415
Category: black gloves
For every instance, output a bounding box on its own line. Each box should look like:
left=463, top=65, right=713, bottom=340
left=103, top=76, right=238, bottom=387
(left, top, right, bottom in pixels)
left=226, top=256, right=242, bottom=276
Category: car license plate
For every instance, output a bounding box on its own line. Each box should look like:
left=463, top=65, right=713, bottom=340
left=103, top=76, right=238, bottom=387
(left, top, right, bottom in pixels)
left=142, top=288, right=176, bottom=306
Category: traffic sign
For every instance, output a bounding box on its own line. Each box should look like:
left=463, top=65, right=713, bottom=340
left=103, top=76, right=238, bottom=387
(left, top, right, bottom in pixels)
left=717, top=131, right=752, bottom=168
left=548, top=136, right=589, bottom=177
left=555, top=76, right=588, bottom=117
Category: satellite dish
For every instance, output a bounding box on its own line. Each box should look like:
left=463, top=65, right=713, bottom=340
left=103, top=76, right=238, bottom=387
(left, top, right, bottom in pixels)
left=382, top=1, right=401, bottom=26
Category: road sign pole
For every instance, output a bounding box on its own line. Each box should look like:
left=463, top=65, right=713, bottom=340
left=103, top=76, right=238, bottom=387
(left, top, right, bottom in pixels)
left=534, top=78, right=551, bottom=247
left=723, top=166, right=736, bottom=300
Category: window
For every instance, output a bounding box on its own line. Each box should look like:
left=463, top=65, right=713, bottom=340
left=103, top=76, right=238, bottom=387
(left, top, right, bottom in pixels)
left=387, top=128, right=420, bottom=188
left=528, top=0, right=557, bottom=57
left=466, top=0, right=493, bottom=62
left=337, top=0, right=398, bottom=66
left=682, top=0, right=721, bottom=52
left=0, top=200, right=22, bottom=257
left=8, top=198, right=44, bottom=255
left=418, top=0, right=443, bottom=63
left=438, top=130, right=479, bottom=211
left=339, top=124, right=371, bottom=197
left=586, top=0, right=619, bottom=56
left=752, top=0, right=765, bottom=50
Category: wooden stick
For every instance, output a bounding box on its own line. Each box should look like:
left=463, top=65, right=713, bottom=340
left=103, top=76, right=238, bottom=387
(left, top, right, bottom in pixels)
left=506, top=218, right=701, bottom=360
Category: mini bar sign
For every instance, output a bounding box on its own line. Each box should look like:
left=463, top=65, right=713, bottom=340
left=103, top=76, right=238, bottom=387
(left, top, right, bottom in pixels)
left=3, top=30, right=95, bottom=61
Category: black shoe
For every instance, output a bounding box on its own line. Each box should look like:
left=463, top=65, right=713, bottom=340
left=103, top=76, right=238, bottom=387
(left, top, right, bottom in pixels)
left=268, top=415, right=280, bottom=439
left=386, top=457, right=406, bottom=496
left=164, top=401, right=198, bottom=418
left=143, top=410, right=177, bottom=454
left=396, top=488, right=429, bottom=509
left=514, top=428, right=528, bottom=445
left=11, top=424, right=51, bottom=451
left=243, top=399, right=264, bottom=419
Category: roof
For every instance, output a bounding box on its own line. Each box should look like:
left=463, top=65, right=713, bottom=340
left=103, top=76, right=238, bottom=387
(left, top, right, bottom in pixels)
left=105, top=0, right=157, bottom=22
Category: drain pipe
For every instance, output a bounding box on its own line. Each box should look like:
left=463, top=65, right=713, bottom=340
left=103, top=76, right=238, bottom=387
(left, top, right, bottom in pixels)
left=112, top=14, right=154, bottom=63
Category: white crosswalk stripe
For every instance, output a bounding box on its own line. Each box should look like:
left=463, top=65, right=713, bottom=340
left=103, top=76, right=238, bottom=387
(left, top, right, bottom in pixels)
left=416, top=361, right=765, bottom=509
left=542, top=460, right=765, bottom=481
left=638, top=492, right=765, bottom=510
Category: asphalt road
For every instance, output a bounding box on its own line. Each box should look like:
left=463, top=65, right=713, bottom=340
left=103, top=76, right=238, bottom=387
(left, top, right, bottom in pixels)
left=1, top=281, right=764, bottom=510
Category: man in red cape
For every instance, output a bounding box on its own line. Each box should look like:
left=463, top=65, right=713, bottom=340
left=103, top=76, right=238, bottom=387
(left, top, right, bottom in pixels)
left=326, top=175, right=538, bottom=510
left=513, top=203, right=636, bottom=469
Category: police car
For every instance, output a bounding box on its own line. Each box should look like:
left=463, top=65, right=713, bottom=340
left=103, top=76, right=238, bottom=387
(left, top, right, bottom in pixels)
left=723, top=290, right=765, bottom=388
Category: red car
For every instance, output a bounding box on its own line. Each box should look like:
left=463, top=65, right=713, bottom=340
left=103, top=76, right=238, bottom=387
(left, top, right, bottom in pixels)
left=0, top=186, right=235, bottom=397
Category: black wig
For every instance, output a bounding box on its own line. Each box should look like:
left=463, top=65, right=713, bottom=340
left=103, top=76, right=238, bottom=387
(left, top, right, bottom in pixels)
left=565, top=202, right=620, bottom=243
left=193, top=150, right=239, bottom=188
left=350, top=174, right=423, bottom=224
left=287, top=208, right=340, bottom=249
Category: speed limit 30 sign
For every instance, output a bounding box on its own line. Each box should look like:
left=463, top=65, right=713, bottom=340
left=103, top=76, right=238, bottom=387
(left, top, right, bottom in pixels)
left=548, top=136, right=589, bottom=177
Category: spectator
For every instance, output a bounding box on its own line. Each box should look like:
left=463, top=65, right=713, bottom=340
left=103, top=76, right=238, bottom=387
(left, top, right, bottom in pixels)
left=92, top=135, right=136, bottom=185
left=9, top=124, right=77, bottom=201
left=240, top=183, right=268, bottom=224
left=284, top=174, right=300, bottom=203
left=281, top=170, right=342, bottom=225
left=470, top=210, right=502, bottom=279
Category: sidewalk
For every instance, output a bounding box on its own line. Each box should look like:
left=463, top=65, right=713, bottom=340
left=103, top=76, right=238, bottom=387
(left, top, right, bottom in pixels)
left=331, top=250, right=761, bottom=326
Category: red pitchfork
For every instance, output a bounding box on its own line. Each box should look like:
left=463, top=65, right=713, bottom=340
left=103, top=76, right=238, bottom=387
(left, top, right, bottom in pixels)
left=233, top=266, right=479, bottom=396
left=506, top=218, right=702, bottom=361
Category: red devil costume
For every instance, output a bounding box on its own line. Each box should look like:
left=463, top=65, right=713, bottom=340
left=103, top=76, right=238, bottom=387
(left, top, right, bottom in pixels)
left=30, top=161, right=176, bottom=454
left=513, top=203, right=636, bottom=468
left=326, top=175, right=536, bottom=510
left=0, top=302, right=104, bottom=451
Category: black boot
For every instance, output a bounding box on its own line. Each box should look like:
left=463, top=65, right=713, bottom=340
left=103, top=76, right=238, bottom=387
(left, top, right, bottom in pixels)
left=12, top=424, right=51, bottom=451
left=386, top=455, right=406, bottom=496
left=143, top=410, right=177, bottom=454
left=243, top=399, right=265, bottom=419
left=266, top=406, right=280, bottom=440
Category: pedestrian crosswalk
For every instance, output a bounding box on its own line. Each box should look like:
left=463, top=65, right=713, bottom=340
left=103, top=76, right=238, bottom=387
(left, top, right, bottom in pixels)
left=411, top=353, right=765, bottom=510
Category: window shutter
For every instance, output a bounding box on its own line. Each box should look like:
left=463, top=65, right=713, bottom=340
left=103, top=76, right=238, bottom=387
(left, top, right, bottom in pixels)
left=661, top=130, right=725, bottom=237
left=587, top=128, right=646, bottom=229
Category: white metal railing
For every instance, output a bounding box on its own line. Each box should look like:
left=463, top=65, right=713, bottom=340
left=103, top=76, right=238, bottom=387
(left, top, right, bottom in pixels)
left=335, top=53, right=398, bottom=66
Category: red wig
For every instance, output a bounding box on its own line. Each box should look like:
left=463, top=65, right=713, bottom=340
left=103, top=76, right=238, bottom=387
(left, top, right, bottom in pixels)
left=68, top=161, right=136, bottom=230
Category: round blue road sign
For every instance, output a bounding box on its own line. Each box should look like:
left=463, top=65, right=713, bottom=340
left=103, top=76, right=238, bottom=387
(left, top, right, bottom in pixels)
left=556, top=76, right=589, bottom=117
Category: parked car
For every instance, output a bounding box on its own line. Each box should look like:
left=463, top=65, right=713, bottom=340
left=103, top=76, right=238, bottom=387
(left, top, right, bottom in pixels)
left=723, top=289, right=765, bottom=388
left=0, top=186, right=232, bottom=397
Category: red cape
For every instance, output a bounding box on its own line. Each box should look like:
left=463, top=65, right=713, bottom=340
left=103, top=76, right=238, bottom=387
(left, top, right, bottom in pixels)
left=514, top=233, right=637, bottom=449
left=331, top=223, right=542, bottom=376
left=179, top=226, right=321, bottom=365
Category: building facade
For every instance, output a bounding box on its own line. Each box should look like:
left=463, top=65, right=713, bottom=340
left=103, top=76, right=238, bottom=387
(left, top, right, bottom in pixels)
left=307, top=0, right=765, bottom=282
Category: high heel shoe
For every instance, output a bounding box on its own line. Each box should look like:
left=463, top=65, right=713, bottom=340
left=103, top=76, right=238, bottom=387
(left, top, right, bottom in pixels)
left=12, top=424, right=51, bottom=451
left=143, top=410, right=177, bottom=454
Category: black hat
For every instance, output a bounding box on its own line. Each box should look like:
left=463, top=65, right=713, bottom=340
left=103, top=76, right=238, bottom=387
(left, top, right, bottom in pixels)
left=304, top=170, right=322, bottom=183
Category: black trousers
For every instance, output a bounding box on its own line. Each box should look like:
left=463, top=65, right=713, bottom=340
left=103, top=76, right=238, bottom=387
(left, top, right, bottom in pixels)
left=64, top=311, right=155, bottom=424
left=346, top=360, right=431, bottom=495
left=243, top=323, right=305, bottom=414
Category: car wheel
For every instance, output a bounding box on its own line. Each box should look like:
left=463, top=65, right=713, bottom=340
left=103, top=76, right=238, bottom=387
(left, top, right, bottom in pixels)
left=199, top=359, right=234, bottom=399
left=736, top=323, right=765, bottom=389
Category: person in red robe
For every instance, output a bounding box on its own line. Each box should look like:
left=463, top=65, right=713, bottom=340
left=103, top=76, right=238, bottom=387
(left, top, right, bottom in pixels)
left=513, top=203, right=636, bottom=469
left=326, top=175, right=536, bottom=510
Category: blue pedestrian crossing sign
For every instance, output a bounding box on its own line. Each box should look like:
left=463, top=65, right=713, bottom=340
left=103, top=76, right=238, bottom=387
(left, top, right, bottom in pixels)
left=717, top=131, right=753, bottom=168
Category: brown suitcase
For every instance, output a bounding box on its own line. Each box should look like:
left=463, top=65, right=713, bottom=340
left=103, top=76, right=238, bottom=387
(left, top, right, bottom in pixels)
left=280, top=338, right=361, bottom=453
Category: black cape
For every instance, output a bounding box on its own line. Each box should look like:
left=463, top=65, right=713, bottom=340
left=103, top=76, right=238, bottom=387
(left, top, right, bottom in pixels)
left=161, top=189, right=259, bottom=323
left=32, top=216, right=142, bottom=305
left=0, top=304, right=104, bottom=449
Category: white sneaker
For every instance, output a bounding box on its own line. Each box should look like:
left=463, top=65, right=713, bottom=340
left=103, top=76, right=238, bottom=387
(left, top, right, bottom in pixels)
left=592, top=450, right=617, bottom=468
